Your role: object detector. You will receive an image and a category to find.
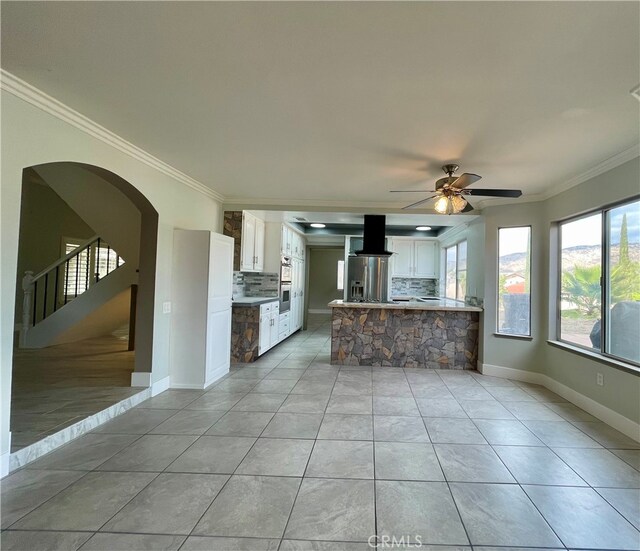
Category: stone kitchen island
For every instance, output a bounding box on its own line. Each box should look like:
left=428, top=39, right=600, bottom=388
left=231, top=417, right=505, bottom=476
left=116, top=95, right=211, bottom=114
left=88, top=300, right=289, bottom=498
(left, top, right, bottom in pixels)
left=329, top=299, right=482, bottom=369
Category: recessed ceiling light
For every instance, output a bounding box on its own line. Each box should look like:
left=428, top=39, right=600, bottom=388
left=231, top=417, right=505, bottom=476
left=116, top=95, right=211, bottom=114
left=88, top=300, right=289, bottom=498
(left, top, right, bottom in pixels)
left=416, top=225, right=431, bottom=231
left=310, top=223, right=326, bottom=228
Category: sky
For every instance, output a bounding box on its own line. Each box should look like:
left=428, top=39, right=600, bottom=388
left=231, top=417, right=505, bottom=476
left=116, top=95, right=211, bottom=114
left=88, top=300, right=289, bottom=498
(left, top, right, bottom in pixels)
left=561, top=200, right=640, bottom=249
left=499, top=226, right=530, bottom=256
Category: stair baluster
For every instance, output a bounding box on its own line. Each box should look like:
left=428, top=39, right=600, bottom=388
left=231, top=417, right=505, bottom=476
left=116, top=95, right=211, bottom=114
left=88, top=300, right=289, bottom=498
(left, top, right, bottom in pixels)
left=20, top=236, right=125, bottom=346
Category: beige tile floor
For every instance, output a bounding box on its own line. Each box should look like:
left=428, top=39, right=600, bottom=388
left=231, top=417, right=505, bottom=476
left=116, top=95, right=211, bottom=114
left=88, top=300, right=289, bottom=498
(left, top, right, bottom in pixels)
left=2, top=315, right=639, bottom=550
left=11, top=335, right=138, bottom=451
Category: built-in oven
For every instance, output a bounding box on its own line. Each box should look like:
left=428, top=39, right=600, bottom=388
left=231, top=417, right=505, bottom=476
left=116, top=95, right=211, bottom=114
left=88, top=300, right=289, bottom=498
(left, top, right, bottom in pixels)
left=280, top=282, right=291, bottom=313
left=280, top=255, right=292, bottom=283
left=280, top=256, right=292, bottom=312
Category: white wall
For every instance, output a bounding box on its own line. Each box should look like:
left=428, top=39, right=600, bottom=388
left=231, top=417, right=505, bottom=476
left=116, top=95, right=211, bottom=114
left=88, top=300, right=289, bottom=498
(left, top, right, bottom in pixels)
left=14, top=178, right=95, bottom=320
left=439, top=218, right=485, bottom=301
left=481, top=201, right=545, bottom=373
left=0, top=86, right=223, bottom=470
left=481, top=157, right=640, bottom=425
left=34, top=163, right=142, bottom=263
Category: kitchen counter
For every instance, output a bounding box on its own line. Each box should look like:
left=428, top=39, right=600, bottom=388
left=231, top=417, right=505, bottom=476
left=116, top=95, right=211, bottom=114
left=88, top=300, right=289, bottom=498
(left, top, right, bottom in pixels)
left=329, top=300, right=480, bottom=369
left=328, top=298, right=482, bottom=312
left=232, top=296, right=279, bottom=307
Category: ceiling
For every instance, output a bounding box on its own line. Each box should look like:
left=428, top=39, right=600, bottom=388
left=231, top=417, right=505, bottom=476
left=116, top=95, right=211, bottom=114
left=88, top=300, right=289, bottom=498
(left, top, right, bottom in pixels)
left=2, top=2, right=639, bottom=210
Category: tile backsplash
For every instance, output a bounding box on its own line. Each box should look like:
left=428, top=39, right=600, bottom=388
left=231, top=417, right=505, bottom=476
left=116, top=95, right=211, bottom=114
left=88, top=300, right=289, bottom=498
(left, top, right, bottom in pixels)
left=391, top=277, right=437, bottom=297
left=464, top=295, right=484, bottom=308
left=233, top=272, right=279, bottom=298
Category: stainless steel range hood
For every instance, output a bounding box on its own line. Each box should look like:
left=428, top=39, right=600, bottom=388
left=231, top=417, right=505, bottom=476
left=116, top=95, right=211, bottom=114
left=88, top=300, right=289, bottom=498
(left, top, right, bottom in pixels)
left=354, top=215, right=392, bottom=256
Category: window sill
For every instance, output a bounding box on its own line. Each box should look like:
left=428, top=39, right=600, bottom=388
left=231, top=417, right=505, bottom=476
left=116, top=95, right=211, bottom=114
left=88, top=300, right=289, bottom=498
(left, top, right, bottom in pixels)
left=547, top=340, right=640, bottom=376
left=493, top=333, right=533, bottom=341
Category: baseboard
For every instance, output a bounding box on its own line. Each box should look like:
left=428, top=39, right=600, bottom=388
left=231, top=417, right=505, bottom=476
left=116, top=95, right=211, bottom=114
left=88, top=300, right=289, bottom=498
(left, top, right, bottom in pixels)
left=308, top=309, right=331, bottom=314
left=480, top=363, right=544, bottom=385
left=204, top=365, right=230, bottom=390
left=170, top=382, right=206, bottom=390
left=542, top=375, right=640, bottom=442
left=131, top=371, right=152, bottom=387
left=169, top=366, right=229, bottom=391
left=481, top=363, right=640, bottom=442
left=151, top=376, right=171, bottom=397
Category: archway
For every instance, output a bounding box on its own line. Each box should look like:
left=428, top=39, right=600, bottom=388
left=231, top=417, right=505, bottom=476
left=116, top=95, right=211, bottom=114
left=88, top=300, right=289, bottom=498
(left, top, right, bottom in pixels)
left=11, top=161, right=158, bottom=452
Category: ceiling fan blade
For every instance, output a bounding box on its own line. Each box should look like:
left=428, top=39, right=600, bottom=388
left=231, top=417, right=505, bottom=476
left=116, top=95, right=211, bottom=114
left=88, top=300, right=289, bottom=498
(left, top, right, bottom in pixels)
left=390, top=190, right=437, bottom=193
left=451, top=173, right=482, bottom=189
left=402, top=195, right=437, bottom=209
left=465, top=188, right=522, bottom=198
left=461, top=201, right=475, bottom=213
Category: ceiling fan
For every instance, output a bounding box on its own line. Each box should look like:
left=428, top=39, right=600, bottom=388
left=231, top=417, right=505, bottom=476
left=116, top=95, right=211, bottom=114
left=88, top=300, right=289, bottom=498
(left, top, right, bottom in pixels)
left=391, top=164, right=522, bottom=214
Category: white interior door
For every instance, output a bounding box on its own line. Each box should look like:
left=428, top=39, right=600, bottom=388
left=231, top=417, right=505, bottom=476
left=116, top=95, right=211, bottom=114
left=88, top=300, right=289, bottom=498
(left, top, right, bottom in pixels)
left=206, top=233, right=234, bottom=386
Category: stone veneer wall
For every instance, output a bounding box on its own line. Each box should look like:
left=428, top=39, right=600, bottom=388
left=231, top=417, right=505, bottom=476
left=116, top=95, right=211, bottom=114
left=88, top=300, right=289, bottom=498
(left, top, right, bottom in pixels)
left=331, top=307, right=479, bottom=369
left=391, top=277, right=437, bottom=297
left=223, top=211, right=243, bottom=271
left=231, top=306, right=260, bottom=363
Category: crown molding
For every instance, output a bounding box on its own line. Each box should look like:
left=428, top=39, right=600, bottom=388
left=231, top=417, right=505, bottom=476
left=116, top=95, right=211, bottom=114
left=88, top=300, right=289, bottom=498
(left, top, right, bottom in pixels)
left=474, top=144, right=640, bottom=210
left=223, top=196, right=438, bottom=212
left=0, top=70, right=225, bottom=203
left=538, top=144, right=640, bottom=201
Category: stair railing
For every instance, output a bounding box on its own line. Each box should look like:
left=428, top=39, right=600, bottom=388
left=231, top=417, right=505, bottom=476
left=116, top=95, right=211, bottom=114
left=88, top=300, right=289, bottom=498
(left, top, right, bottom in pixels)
left=20, top=235, right=124, bottom=347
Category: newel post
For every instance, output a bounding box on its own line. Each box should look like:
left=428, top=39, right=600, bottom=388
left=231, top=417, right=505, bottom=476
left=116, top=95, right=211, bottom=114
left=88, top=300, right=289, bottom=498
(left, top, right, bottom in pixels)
left=20, top=271, right=34, bottom=348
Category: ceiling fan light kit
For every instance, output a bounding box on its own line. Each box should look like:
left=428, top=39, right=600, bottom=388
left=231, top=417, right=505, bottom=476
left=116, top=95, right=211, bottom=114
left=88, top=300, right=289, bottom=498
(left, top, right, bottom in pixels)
left=434, top=194, right=468, bottom=215
left=392, top=164, right=523, bottom=214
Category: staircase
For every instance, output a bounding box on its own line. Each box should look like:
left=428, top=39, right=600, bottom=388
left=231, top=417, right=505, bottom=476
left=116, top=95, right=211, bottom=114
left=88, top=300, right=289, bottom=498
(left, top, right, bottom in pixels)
left=20, top=236, right=134, bottom=349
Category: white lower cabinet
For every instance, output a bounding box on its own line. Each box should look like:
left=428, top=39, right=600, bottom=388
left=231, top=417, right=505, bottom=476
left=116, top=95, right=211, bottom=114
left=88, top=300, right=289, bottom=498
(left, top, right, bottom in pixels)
left=279, top=312, right=290, bottom=342
left=259, top=301, right=280, bottom=355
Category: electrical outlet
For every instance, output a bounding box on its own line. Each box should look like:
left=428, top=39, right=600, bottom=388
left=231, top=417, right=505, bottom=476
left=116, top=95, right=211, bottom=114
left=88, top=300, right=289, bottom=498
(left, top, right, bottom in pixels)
left=596, top=373, right=604, bottom=386
left=162, top=301, right=172, bottom=314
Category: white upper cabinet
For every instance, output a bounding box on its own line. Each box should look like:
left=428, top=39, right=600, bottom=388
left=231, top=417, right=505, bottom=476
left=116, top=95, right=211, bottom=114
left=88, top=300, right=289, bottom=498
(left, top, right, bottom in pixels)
left=414, top=240, right=438, bottom=278
left=291, top=231, right=304, bottom=259
left=254, top=217, right=265, bottom=272
left=281, top=225, right=292, bottom=256
left=240, top=211, right=265, bottom=272
left=389, top=238, right=438, bottom=278
left=390, top=240, right=413, bottom=277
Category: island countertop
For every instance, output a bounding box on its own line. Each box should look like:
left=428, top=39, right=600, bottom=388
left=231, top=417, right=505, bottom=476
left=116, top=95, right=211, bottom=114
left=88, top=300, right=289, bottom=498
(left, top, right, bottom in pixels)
left=328, top=298, right=483, bottom=312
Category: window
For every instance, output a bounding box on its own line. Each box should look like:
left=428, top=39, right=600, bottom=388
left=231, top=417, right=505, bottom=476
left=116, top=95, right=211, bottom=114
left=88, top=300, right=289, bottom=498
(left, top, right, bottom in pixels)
left=558, top=198, right=639, bottom=365
left=559, top=214, right=602, bottom=349
left=445, top=245, right=457, bottom=299
left=61, top=237, right=124, bottom=302
left=444, top=241, right=467, bottom=300
left=497, top=227, right=531, bottom=336
left=606, top=201, right=640, bottom=363
left=457, top=241, right=467, bottom=302
left=62, top=238, right=91, bottom=300
left=337, top=260, right=344, bottom=291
